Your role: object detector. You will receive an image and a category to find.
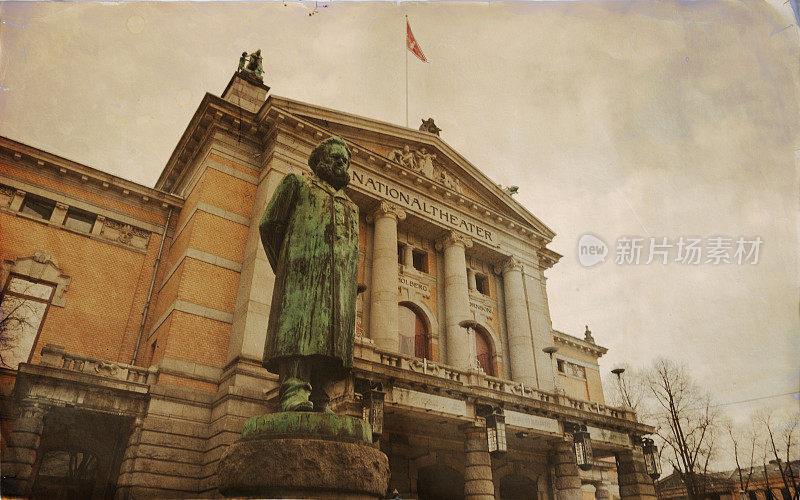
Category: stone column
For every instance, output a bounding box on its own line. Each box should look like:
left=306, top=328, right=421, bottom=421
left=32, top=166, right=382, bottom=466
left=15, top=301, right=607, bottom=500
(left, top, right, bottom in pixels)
left=9, top=189, right=25, bottom=211
left=594, top=481, right=612, bottom=500
left=368, top=202, right=406, bottom=352
left=467, top=268, right=477, bottom=291
left=550, top=440, right=582, bottom=500
left=462, top=418, right=494, bottom=500
left=2, top=401, right=46, bottom=497
left=500, top=257, right=537, bottom=387
left=402, top=243, right=414, bottom=268
left=617, top=448, right=657, bottom=500
left=523, top=266, right=556, bottom=392
left=50, top=202, right=68, bottom=225
left=436, top=231, right=473, bottom=370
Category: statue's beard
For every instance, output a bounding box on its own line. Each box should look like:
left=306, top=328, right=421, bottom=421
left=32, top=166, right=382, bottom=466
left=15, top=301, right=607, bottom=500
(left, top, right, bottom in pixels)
left=316, top=161, right=350, bottom=191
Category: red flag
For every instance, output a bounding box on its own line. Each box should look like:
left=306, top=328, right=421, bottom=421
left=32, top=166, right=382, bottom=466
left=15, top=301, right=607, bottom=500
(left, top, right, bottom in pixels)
left=406, top=19, right=427, bottom=63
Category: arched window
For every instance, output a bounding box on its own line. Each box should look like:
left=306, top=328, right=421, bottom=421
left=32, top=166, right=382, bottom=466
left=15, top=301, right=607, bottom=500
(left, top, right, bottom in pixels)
left=473, top=327, right=494, bottom=376
left=398, top=304, right=428, bottom=359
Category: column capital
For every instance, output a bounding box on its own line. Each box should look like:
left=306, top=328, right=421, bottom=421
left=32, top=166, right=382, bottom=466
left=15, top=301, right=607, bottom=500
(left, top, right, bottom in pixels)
left=497, top=256, right=523, bottom=275
left=435, top=230, right=473, bottom=251
left=19, top=400, right=47, bottom=419
left=459, top=416, right=487, bottom=432
left=366, top=201, right=406, bottom=223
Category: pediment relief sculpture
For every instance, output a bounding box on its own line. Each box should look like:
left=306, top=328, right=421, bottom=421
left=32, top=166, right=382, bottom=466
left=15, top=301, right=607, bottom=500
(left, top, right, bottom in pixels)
left=388, top=145, right=463, bottom=194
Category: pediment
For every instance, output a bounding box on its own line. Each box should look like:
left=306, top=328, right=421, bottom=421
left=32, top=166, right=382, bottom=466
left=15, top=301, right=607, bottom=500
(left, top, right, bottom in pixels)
left=266, top=96, right=555, bottom=240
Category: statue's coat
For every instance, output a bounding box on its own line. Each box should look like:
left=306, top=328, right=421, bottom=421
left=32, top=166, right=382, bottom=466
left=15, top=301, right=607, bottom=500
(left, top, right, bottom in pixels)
left=259, top=172, right=359, bottom=379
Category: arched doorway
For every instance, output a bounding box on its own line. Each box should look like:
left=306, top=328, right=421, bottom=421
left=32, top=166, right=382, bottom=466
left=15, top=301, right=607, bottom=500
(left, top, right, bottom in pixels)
left=499, top=474, right=538, bottom=500
left=473, top=326, right=495, bottom=376
left=398, top=303, right=428, bottom=359
left=417, top=464, right=464, bottom=500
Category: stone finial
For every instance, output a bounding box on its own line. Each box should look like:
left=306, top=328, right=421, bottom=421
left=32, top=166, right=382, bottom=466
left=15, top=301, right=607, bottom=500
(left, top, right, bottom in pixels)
left=584, top=325, right=595, bottom=343
left=419, top=118, right=441, bottom=136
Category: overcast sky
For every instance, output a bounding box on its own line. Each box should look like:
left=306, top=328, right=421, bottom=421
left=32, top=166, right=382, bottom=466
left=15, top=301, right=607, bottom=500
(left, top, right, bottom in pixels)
left=1, top=1, right=797, bottom=438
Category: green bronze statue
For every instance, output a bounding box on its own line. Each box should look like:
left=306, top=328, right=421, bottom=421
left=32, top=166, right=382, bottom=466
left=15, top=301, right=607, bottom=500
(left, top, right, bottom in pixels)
left=259, top=137, right=360, bottom=413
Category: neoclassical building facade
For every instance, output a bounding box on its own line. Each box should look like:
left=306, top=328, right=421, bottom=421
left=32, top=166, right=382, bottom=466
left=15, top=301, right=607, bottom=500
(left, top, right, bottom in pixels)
left=0, top=68, right=657, bottom=499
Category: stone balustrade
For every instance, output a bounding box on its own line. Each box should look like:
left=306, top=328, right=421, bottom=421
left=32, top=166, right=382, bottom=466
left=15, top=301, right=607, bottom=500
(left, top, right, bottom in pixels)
left=40, top=344, right=152, bottom=384
left=354, top=337, right=638, bottom=424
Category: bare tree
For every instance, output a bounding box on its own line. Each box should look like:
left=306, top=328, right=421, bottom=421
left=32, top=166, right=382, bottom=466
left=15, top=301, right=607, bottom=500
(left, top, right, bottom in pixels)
left=755, top=410, right=799, bottom=498
left=725, top=419, right=758, bottom=497
left=645, top=358, right=719, bottom=500
left=0, top=290, right=42, bottom=368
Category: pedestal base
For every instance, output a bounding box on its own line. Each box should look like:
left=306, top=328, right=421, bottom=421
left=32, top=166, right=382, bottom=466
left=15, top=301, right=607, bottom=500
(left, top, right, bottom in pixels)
left=217, top=413, right=389, bottom=499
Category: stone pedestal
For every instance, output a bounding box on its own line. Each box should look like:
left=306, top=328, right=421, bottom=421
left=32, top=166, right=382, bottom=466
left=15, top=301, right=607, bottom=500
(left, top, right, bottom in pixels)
left=217, top=412, right=389, bottom=499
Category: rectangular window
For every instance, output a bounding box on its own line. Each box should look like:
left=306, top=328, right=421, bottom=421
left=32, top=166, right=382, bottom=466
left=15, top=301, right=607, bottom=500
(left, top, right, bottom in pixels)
left=557, top=359, right=566, bottom=373
left=412, top=249, right=428, bottom=273
left=63, top=207, right=96, bottom=233
left=0, top=276, right=54, bottom=370
left=397, top=243, right=405, bottom=266
left=475, top=274, right=489, bottom=295
left=20, top=194, right=55, bottom=220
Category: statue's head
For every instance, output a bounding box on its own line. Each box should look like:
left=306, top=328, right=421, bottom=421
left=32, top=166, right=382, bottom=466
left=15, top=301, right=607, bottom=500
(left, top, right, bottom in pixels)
left=403, top=145, right=410, bottom=153
left=242, top=52, right=247, bottom=56
left=309, top=137, right=351, bottom=190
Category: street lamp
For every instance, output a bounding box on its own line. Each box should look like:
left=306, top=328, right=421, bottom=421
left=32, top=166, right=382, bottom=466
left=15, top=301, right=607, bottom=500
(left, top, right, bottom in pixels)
left=362, top=385, right=385, bottom=441
left=543, top=346, right=559, bottom=392
left=641, top=437, right=661, bottom=480
left=566, top=422, right=593, bottom=471
left=611, top=367, right=630, bottom=410
left=486, top=409, right=507, bottom=458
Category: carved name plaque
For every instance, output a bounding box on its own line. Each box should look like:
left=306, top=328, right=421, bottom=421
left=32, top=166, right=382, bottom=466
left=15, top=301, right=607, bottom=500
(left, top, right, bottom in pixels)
left=587, top=426, right=631, bottom=446
left=350, top=167, right=495, bottom=245
left=469, top=301, right=493, bottom=315
left=392, top=387, right=467, bottom=417
left=399, top=274, right=431, bottom=298
left=504, top=410, right=560, bottom=434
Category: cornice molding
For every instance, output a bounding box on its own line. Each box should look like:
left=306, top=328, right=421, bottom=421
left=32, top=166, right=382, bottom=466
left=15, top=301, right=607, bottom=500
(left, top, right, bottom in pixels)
left=0, top=136, right=183, bottom=213
left=552, top=329, right=608, bottom=357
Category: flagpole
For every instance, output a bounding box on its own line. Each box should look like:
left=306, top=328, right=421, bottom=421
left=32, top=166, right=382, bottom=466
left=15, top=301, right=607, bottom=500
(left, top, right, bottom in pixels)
left=405, top=15, right=409, bottom=128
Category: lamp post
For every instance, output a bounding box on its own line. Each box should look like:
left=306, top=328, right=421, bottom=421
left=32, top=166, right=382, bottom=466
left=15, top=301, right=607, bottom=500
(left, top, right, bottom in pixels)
left=565, top=422, right=593, bottom=471
left=362, top=385, right=386, bottom=441
left=611, top=367, right=627, bottom=409
left=486, top=409, right=507, bottom=458
left=641, top=437, right=661, bottom=480
left=543, top=346, right=559, bottom=393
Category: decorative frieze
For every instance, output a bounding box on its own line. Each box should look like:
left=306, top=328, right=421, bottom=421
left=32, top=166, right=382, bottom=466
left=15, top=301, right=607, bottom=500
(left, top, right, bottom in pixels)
left=388, top=145, right=463, bottom=194
left=100, top=219, right=150, bottom=250
left=0, top=184, right=15, bottom=208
